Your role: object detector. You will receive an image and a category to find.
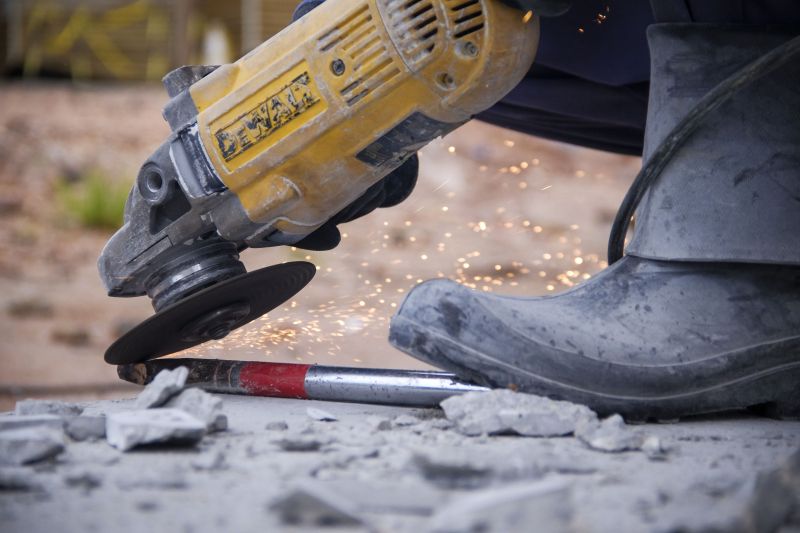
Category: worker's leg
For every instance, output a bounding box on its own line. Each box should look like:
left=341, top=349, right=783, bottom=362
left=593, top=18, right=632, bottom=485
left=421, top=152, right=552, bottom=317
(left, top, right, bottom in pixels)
left=389, top=23, right=800, bottom=420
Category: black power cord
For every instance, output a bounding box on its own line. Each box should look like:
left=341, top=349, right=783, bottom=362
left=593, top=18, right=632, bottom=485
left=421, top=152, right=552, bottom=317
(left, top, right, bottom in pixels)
left=607, top=34, right=800, bottom=264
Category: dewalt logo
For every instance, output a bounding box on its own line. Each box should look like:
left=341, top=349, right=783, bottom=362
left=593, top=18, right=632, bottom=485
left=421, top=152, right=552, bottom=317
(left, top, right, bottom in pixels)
left=214, top=72, right=320, bottom=162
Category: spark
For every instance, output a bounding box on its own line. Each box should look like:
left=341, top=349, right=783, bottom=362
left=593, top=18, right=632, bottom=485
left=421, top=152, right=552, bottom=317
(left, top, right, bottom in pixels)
left=432, top=179, right=451, bottom=193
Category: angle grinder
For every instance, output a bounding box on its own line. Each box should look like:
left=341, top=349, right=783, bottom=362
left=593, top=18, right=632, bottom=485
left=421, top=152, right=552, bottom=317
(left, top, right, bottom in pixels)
left=100, top=0, right=540, bottom=364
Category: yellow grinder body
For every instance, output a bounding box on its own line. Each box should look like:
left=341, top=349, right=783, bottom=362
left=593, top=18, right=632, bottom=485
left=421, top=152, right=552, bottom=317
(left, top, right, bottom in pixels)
left=191, top=0, right=539, bottom=242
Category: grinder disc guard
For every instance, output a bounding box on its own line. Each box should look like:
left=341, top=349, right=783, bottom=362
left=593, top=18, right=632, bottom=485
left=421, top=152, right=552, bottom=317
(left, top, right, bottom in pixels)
left=105, top=261, right=316, bottom=364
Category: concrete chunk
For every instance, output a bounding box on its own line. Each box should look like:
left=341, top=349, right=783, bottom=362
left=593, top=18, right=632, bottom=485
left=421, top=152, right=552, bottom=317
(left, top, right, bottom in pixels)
left=413, top=452, right=493, bottom=490
left=642, top=435, right=668, bottom=460
left=0, top=427, right=64, bottom=465
left=64, top=470, right=103, bottom=492
left=0, top=415, right=64, bottom=433
left=134, top=367, right=189, bottom=409
left=106, top=409, right=206, bottom=451
left=734, top=447, right=800, bottom=533
left=274, top=434, right=333, bottom=452
left=270, top=483, right=366, bottom=527
left=366, top=416, right=391, bottom=431
left=441, top=389, right=597, bottom=437
left=265, top=421, right=289, bottom=431
left=191, top=451, right=228, bottom=471
left=0, top=467, right=43, bottom=492
left=15, top=399, right=83, bottom=417
left=65, top=416, right=106, bottom=441
left=308, top=479, right=445, bottom=516
left=116, top=467, right=189, bottom=490
left=393, top=415, right=420, bottom=427
left=164, top=389, right=227, bottom=432
left=429, top=478, right=573, bottom=533
left=306, top=407, right=338, bottom=422
left=575, top=414, right=644, bottom=452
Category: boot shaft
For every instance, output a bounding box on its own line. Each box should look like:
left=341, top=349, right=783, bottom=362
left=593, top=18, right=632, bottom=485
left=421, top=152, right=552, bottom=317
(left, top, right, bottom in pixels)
left=627, top=24, right=800, bottom=265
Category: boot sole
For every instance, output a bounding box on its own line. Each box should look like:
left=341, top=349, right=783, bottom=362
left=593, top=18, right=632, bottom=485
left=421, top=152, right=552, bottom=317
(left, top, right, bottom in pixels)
left=390, top=315, right=800, bottom=421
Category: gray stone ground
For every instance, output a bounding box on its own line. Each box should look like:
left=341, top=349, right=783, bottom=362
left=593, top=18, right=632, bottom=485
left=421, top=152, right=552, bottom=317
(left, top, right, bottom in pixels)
left=1, top=393, right=799, bottom=533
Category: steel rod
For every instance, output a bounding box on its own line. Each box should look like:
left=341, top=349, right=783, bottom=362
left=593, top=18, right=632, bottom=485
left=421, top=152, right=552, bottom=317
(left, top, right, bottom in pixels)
left=118, top=358, right=488, bottom=407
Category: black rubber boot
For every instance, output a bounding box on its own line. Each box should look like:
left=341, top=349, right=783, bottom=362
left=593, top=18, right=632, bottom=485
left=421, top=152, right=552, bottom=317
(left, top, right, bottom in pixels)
left=389, top=25, right=800, bottom=420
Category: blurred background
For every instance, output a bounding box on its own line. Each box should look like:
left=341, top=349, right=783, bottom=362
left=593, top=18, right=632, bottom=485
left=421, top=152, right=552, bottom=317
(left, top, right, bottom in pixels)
left=0, top=0, right=639, bottom=410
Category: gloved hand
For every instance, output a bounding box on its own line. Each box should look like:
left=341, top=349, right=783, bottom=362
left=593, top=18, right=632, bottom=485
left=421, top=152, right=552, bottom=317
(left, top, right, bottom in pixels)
left=499, top=0, right=571, bottom=17
left=290, top=0, right=419, bottom=251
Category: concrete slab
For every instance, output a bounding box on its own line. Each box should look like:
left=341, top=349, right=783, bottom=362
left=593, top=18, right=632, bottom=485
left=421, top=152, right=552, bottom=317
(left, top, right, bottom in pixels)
left=0, top=395, right=797, bottom=533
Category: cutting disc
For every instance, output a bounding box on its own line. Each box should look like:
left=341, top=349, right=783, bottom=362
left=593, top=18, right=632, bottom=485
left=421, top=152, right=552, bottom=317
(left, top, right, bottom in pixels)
left=105, top=261, right=316, bottom=365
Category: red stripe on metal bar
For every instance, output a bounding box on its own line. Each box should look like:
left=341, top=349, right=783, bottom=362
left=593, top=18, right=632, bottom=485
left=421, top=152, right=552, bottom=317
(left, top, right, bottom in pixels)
left=238, top=362, right=310, bottom=399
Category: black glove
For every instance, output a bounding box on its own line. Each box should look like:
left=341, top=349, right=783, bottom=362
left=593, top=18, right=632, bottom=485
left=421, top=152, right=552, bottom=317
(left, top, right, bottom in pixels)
left=291, top=0, right=419, bottom=251
left=499, top=0, right=571, bottom=17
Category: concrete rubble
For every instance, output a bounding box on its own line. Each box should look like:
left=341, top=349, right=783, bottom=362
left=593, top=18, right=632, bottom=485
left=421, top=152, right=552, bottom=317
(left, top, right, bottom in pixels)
left=306, top=407, right=338, bottom=422
left=106, top=409, right=207, bottom=451
left=265, top=420, right=289, bottom=431
left=0, top=391, right=798, bottom=533
left=63, top=470, right=103, bottom=492
left=101, top=366, right=228, bottom=451
left=270, top=483, right=366, bottom=528
left=428, top=478, right=573, bottom=533
left=0, top=367, right=228, bottom=464
left=575, top=414, right=646, bottom=452
left=393, top=414, right=420, bottom=427
left=134, top=367, right=189, bottom=409
left=732, top=447, right=800, bottom=533
left=64, top=416, right=106, bottom=442
left=0, top=427, right=64, bottom=465
left=14, top=399, right=83, bottom=417
left=0, top=414, right=64, bottom=432
left=274, top=433, right=334, bottom=452
left=441, top=389, right=597, bottom=437
left=0, top=467, right=43, bottom=492
left=164, top=389, right=227, bottom=432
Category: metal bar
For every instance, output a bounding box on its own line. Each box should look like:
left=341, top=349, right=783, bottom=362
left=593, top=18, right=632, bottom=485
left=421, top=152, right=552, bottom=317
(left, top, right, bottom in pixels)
left=304, top=365, right=487, bottom=407
left=117, top=358, right=488, bottom=407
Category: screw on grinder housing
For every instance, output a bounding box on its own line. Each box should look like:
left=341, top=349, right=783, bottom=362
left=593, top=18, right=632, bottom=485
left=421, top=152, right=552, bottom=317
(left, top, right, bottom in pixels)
left=98, top=0, right=540, bottom=363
